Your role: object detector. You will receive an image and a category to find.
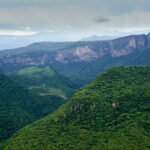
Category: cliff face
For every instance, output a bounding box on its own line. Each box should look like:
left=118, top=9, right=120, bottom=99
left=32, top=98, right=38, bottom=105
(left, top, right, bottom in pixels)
left=147, top=33, right=150, bottom=48
left=0, top=33, right=150, bottom=84
left=1, top=33, right=149, bottom=64
left=53, top=34, right=149, bottom=62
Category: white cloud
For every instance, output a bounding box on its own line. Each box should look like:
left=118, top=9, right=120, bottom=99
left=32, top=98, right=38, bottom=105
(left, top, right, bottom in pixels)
left=0, top=29, right=36, bottom=35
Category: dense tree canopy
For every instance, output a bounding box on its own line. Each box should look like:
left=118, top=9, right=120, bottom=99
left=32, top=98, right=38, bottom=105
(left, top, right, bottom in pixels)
left=3, top=66, right=150, bottom=150
left=0, top=74, right=65, bottom=145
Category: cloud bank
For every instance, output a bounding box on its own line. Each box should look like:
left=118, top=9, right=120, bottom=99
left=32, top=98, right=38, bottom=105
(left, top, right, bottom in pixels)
left=0, top=0, right=149, bottom=39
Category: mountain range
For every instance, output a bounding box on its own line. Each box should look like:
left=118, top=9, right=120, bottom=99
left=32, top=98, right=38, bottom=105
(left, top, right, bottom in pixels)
left=0, top=32, right=150, bottom=149
left=0, top=33, right=150, bottom=85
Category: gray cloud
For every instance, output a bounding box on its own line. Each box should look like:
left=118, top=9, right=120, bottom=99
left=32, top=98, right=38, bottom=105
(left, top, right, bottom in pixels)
left=95, top=17, right=110, bottom=23
left=0, top=0, right=149, bottom=38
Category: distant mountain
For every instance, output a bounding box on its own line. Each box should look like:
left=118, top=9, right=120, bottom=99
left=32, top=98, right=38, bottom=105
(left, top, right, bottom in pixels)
left=0, top=34, right=37, bottom=50
left=0, top=30, right=81, bottom=50
left=4, top=66, right=150, bottom=150
left=0, top=74, right=65, bottom=144
left=80, top=35, right=118, bottom=41
left=0, top=41, right=74, bottom=56
left=0, top=33, right=150, bottom=85
left=0, top=31, right=70, bottom=50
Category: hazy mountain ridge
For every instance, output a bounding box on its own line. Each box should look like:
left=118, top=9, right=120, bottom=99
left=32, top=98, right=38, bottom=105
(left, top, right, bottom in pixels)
left=53, top=33, right=150, bottom=62
left=80, top=35, right=118, bottom=41
left=0, top=32, right=75, bottom=50
left=0, top=33, right=150, bottom=84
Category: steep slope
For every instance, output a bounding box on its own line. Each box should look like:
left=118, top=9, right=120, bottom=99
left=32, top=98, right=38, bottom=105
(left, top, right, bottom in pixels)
left=13, top=66, right=77, bottom=99
left=4, top=66, right=150, bottom=150
left=0, top=74, right=65, bottom=144
left=0, top=33, right=150, bottom=85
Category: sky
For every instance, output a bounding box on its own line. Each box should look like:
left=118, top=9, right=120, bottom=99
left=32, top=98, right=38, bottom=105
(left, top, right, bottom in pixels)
left=0, top=0, right=150, bottom=40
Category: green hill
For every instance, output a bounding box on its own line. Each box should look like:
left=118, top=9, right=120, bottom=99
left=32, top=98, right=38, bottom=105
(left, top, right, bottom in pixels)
left=3, top=66, right=150, bottom=150
left=13, top=66, right=77, bottom=99
left=18, top=66, right=55, bottom=76
left=0, top=74, right=65, bottom=145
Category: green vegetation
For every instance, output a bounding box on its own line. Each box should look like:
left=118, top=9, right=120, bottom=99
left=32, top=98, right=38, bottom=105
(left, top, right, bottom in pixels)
left=14, top=66, right=77, bottom=99
left=3, top=66, right=150, bottom=149
left=0, top=66, right=78, bottom=145
left=18, top=66, right=55, bottom=77
left=0, top=74, right=65, bottom=144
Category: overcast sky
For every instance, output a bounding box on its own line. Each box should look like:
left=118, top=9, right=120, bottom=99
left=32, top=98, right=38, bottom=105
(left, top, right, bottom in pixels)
left=0, top=0, right=150, bottom=40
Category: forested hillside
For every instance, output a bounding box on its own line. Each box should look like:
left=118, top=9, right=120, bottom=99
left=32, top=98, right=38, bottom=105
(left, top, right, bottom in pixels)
left=0, top=74, right=65, bottom=145
left=4, top=66, right=150, bottom=150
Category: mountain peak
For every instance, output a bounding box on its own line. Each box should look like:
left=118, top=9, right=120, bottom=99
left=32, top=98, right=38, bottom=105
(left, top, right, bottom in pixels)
left=80, top=35, right=118, bottom=41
